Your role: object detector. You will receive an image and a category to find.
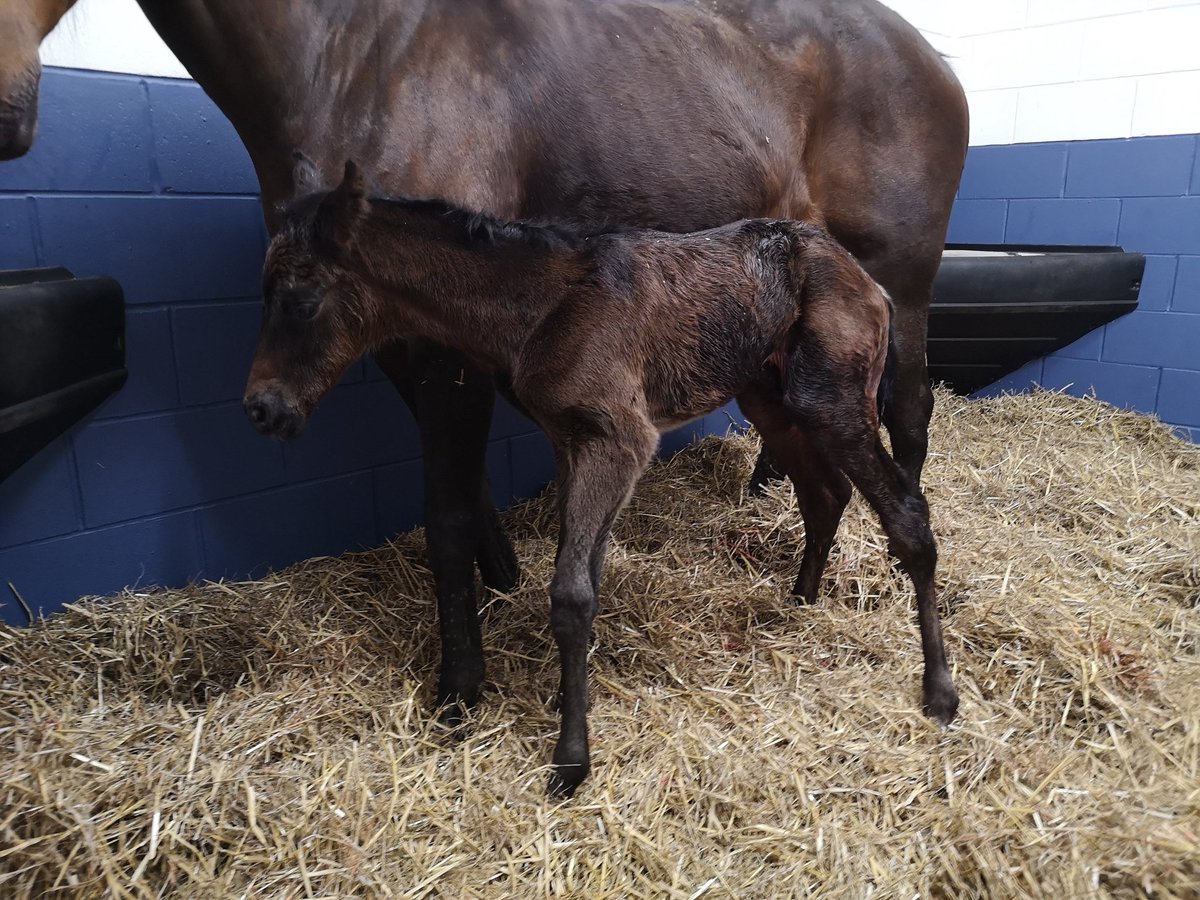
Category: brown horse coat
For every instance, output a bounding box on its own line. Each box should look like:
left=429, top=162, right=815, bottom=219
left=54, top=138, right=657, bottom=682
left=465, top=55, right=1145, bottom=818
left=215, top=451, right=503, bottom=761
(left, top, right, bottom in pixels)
left=0, top=0, right=967, bottom=719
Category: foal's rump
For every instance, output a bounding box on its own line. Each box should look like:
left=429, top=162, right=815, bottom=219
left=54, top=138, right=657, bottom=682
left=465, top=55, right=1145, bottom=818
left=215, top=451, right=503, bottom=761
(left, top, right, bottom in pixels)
left=623, top=225, right=796, bottom=427
left=618, top=219, right=888, bottom=433
left=778, top=223, right=893, bottom=435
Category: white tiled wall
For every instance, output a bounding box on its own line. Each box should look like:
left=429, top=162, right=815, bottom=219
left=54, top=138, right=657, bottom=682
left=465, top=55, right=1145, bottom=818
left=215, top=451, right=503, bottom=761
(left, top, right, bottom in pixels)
left=883, top=0, right=1200, bottom=145
left=41, top=0, right=187, bottom=79
left=42, top=0, right=1200, bottom=147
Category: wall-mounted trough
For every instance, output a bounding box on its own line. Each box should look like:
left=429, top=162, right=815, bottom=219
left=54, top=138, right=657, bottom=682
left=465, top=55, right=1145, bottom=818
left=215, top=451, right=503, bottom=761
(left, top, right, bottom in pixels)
left=929, top=245, right=1145, bottom=394
left=0, top=268, right=126, bottom=482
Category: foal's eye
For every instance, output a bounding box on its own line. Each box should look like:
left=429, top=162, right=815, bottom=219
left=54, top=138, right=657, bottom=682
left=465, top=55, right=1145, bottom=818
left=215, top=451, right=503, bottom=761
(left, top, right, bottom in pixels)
left=292, top=299, right=320, bottom=321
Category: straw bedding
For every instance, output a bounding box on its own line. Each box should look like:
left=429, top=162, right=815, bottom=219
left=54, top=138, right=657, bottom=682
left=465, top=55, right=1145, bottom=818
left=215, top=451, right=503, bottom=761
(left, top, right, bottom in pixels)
left=2, top=388, right=1198, bottom=898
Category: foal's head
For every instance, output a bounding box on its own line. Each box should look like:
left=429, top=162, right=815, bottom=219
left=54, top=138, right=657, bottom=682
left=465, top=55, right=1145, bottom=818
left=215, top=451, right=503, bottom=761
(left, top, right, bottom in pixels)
left=244, top=157, right=376, bottom=439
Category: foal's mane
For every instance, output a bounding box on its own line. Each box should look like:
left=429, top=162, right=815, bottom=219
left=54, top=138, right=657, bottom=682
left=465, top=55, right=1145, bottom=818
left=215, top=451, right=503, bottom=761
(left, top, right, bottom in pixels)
left=283, top=191, right=624, bottom=251
left=395, top=196, right=621, bottom=250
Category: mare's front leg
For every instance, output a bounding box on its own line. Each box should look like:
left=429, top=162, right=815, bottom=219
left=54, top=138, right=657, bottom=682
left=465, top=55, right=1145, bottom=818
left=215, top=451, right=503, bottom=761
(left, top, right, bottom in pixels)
left=548, top=423, right=657, bottom=798
left=374, top=339, right=517, bottom=724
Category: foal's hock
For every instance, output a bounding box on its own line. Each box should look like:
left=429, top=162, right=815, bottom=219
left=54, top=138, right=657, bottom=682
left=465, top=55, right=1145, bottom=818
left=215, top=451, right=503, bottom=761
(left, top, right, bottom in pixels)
left=244, top=161, right=958, bottom=797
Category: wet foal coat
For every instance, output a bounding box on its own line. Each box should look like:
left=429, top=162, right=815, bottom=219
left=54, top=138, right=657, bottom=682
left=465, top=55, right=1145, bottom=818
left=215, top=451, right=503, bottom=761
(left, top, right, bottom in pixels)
left=245, top=163, right=958, bottom=796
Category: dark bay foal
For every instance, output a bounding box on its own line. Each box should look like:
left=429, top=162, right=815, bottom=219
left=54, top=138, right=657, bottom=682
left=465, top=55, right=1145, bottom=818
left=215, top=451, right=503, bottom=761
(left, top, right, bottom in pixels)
left=244, top=161, right=959, bottom=797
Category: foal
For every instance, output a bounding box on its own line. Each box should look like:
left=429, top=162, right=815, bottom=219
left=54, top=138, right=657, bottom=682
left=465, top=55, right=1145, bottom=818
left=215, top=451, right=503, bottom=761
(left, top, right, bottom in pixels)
left=244, top=161, right=959, bottom=797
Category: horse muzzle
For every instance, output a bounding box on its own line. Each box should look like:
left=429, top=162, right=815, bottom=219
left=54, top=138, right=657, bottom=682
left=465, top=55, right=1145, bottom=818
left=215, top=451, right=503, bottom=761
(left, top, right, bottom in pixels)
left=244, top=389, right=308, bottom=440
left=0, top=67, right=40, bottom=160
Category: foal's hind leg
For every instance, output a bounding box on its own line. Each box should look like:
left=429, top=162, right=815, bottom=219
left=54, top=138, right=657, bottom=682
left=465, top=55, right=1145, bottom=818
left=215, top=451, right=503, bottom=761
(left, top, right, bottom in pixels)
left=834, top=434, right=958, bottom=724
left=738, top=385, right=852, bottom=604
left=774, top=328, right=956, bottom=722
left=788, top=444, right=851, bottom=603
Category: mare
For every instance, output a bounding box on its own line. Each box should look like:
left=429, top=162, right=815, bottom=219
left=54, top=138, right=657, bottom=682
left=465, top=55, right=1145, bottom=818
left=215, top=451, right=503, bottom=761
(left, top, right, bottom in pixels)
left=244, top=160, right=958, bottom=796
left=0, top=0, right=968, bottom=722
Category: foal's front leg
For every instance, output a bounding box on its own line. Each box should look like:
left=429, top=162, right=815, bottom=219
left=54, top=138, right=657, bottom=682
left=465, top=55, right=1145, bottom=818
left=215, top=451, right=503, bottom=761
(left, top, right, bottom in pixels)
left=548, top=430, right=655, bottom=798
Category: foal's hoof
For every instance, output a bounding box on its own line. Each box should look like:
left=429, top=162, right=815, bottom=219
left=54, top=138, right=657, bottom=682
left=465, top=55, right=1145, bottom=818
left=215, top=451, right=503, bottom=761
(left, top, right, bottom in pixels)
left=547, top=761, right=590, bottom=800
left=922, top=673, right=960, bottom=726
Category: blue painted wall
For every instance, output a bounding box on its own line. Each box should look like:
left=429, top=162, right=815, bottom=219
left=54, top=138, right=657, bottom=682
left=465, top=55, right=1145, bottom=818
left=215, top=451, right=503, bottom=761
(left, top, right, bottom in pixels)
left=950, top=136, right=1200, bottom=443
left=0, top=69, right=733, bottom=624
left=1, top=70, right=1195, bottom=623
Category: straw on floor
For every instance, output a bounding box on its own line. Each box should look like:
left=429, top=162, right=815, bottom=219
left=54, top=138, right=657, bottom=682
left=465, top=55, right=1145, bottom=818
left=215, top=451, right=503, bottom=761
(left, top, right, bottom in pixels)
left=2, top=388, right=1198, bottom=899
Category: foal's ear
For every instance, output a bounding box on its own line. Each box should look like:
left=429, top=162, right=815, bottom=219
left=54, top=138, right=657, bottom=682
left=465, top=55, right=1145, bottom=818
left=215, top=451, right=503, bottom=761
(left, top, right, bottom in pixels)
left=291, top=149, right=324, bottom=195
left=316, top=160, right=370, bottom=252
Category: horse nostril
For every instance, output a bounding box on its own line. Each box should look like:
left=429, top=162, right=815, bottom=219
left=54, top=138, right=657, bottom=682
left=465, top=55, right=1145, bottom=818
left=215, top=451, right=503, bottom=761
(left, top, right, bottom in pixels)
left=245, top=391, right=306, bottom=439
left=245, top=397, right=269, bottom=426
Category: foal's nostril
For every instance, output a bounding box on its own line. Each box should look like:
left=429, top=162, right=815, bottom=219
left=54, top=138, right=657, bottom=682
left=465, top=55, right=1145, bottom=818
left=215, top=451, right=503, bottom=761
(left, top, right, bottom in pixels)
left=245, top=397, right=269, bottom=427
left=245, top=391, right=306, bottom=439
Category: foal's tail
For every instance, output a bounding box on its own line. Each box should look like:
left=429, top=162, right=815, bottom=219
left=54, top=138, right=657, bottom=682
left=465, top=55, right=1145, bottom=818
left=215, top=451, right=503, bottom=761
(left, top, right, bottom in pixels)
left=876, top=289, right=898, bottom=421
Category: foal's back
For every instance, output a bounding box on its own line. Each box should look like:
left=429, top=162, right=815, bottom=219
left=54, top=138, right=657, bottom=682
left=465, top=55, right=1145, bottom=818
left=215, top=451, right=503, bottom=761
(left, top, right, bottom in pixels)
left=537, top=220, right=883, bottom=427
left=518, top=219, right=885, bottom=432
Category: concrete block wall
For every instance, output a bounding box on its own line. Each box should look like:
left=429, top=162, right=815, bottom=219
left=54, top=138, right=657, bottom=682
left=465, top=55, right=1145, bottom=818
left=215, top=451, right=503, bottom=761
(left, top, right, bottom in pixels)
left=924, top=1, right=1200, bottom=441
left=0, top=68, right=736, bottom=624
left=950, top=134, right=1200, bottom=442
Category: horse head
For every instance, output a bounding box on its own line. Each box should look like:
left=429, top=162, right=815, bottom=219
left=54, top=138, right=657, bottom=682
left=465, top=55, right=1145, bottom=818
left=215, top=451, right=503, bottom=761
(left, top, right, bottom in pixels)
left=0, top=0, right=78, bottom=159
left=245, top=159, right=373, bottom=440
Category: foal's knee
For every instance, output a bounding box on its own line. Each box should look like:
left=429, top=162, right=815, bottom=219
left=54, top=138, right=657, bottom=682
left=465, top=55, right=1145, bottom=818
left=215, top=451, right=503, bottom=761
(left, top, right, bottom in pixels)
left=549, top=575, right=595, bottom=648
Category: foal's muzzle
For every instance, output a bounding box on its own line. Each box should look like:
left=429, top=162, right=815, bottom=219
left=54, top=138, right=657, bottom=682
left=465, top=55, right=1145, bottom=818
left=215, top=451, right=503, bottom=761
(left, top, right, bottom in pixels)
left=244, top=390, right=307, bottom=440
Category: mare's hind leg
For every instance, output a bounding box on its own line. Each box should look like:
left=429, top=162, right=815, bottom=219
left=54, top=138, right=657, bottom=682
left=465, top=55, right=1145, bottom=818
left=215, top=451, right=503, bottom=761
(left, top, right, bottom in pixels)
left=877, top=271, right=935, bottom=488
left=746, top=446, right=782, bottom=496
left=738, top=384, right=852, bottom=604
left=374, top=340, right=518, bottom=724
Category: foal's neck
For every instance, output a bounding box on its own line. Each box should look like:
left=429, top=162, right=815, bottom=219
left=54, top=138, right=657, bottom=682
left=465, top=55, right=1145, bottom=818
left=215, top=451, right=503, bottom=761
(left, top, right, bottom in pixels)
left=351, top=202, right=581, bottom=370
